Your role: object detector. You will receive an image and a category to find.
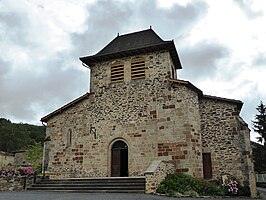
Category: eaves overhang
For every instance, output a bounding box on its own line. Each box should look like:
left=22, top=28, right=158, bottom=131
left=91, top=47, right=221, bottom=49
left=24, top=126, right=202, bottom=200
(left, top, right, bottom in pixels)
left=80, top=41, right=182, bottom=69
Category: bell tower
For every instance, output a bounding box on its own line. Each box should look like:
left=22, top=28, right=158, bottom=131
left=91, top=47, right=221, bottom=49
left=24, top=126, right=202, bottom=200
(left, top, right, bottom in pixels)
left=79, top=28, right=182, bottom=93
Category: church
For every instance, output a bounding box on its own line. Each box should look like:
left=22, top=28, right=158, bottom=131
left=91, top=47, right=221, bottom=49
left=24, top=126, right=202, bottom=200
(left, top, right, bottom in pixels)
left=41, top=28, right=256, bottom=194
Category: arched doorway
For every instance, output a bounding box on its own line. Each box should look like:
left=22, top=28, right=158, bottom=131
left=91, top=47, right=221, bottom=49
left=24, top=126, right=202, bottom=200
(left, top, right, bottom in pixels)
left=111, top=140, right=128, bottom=177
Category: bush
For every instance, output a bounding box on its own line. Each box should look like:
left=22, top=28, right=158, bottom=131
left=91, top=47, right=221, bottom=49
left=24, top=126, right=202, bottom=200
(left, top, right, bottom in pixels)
left=0, top=166, right=36, bottom=177
left=19, top=166, right=35, bottom=175
left=157, top=173, right=225, bottom=197
left=33, top=163, right=42, bottom=174
left=238, top=183, right=251, bottom=196
left=223, top=179, right=251, bottom=196
left=0, top=167, right=20, bottom=177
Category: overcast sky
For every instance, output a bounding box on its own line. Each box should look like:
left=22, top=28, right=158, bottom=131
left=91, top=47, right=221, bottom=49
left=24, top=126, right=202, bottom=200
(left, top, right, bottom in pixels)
left=0, top=0, right=265, bottom=141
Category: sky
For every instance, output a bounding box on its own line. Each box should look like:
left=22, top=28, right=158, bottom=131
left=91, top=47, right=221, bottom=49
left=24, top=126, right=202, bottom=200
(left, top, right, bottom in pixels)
left=0, top=0, right=265, bottom=142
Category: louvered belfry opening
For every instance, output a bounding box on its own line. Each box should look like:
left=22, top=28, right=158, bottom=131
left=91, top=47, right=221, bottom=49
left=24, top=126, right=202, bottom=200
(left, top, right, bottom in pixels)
left=131, top=57, right=145, bottom=80
left=111, top=61, right=124, bottom=83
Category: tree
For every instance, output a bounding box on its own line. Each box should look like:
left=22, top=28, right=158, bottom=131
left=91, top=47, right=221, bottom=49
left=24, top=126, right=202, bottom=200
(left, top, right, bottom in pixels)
left=0, top=118, right=45, bottom=152
left=252, top=101, right=266, bottom=145
left=26, top=142, right=43, bottom=173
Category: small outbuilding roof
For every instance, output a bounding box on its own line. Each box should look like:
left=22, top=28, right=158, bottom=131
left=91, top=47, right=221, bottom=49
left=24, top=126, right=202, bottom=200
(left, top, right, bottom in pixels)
left=80, top=28, right=182, bottom=69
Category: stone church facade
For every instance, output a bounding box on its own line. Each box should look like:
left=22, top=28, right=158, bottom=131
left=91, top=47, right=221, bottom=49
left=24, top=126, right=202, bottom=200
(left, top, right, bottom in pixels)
left=41, top=29, right=256, bottom=194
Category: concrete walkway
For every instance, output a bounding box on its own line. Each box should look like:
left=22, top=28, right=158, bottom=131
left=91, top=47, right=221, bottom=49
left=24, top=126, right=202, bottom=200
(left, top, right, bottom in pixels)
left=0, top=191, right=257, bottom=200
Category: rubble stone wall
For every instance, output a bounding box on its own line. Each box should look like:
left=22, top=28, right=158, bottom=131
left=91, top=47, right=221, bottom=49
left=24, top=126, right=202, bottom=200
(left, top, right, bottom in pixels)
left=0, top=176, right=34, bottom=192
left=45, top=51, right=202, bottom=178
left=199, top=97, right=256, bottom=197
left=145, top=160, right=175, bottom=193
left=200, top=98, right=244, bottom=179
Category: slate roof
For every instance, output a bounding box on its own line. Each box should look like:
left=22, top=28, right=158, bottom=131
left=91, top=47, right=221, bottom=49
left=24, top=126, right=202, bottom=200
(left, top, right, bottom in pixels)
left=80, top=28, right=182, bottom=69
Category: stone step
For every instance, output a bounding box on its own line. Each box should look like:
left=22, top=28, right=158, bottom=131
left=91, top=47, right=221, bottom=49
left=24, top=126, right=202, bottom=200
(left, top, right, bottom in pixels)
left=28, top=189, right=145, bottom=193
left=31, top=182, right=144, bottom=187
left=39, top=178, right=145, bottom=184
left=29, top=186, right=145, bottom=190
left=28, top=177, right=146, bottom=193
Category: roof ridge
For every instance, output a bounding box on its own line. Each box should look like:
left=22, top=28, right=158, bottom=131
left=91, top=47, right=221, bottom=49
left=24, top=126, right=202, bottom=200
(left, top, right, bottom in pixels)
left=96, top=41, right=172, bottom=57
left=80, top=29, right=182, bottom=69
left=117, top=28, right=163, bottom=41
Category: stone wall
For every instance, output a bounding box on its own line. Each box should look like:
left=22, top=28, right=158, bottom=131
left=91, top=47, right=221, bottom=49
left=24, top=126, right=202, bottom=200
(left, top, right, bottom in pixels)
left=144, top=160, right=175, bottom=193
left=45, top=51, right=203, bottom=178
left=256, top=174, right=266, bottom=183
left=237, top=116, right=257, bottom=197
left=199, top=97, right=256, bottom=197
left=14, top=151, right=28, bottom=166
left=0, top=176, right=34, bottom=192
left=0, top=151, right=14, bottom=166
left=200, top=97, right=243, bottom=179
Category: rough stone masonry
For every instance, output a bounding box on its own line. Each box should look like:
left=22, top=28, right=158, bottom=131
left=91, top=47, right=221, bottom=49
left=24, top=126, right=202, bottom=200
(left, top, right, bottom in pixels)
left=41, top=28, right=256, bottom=197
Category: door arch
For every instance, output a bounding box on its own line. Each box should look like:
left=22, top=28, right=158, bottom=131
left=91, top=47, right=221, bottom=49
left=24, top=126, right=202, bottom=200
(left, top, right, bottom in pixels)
left=111, top=140, right=128, bottom=177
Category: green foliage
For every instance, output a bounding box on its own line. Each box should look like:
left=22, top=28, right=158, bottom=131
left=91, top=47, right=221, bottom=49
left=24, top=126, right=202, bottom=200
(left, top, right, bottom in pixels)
left=252, top=141, right=266, bottom=173
left=157, top=173, right=225, bottom=197
left=26, top=142, right=43, bottom=163
left=252, top=101, right=266, bottom=145
left=252, top=101, right=266, bottom=173
left=26, top=142, right=43, bottom=174
left=0, top=118, right=45, bottom=152
left=238, top=182, right=251, bottom=197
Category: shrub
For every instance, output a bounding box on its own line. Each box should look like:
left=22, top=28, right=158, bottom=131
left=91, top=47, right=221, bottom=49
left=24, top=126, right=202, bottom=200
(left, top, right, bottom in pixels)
left=238, top=183, right=251, bottom=197
left=33, top=163, right=42, bottom=174
left=223, top=179, right=238, bottom=195
left=0, top=166, right=36, bottom=177
left=222, top=179, right=251, bottom=196
left=157, top=173, right=225, bottom=197
left=0, top=167, right=20, bottom=177
left=19, top=166, right=35, bottom=175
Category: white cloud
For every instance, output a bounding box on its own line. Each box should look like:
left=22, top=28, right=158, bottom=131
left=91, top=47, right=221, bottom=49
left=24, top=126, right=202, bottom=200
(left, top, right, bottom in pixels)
left=0, top=0, right=265, bottom=142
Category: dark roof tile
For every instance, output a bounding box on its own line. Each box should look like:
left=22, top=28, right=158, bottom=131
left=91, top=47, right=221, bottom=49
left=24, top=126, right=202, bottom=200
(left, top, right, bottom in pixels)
left=96, top=29, right=164, bottom=55
left=80, top=28, right=182, bottom=69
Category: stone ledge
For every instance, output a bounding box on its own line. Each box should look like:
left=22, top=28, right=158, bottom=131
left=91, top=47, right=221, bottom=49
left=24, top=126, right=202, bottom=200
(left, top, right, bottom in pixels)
left=144, top=160, right=162, bottom=174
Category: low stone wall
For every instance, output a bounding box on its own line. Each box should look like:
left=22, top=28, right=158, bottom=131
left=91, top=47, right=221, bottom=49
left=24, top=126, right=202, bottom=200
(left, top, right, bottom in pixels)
left=0, top=176, right=34, bottom=192
left=256, top=174, right=266, bottom=183
left=256, top=174, right=266, bottom=188
left=144, top=160, right=175, bottom=193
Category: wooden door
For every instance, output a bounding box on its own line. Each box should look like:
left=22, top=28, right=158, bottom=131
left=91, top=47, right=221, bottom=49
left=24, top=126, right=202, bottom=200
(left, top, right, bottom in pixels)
left=111, top=141, right=128, bottom=177
left=203, top=153, right=212, bottom=179
left=111, top=149, right=120, bottom=177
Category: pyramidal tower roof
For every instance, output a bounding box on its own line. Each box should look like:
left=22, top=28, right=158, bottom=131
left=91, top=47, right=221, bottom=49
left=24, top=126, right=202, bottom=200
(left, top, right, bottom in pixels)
left=80, top=28, right=182, bottom=69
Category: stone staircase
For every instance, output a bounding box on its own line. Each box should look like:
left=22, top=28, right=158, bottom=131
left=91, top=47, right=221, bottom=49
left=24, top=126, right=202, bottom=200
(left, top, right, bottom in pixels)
left=27, top=177, right=146, bottom=193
